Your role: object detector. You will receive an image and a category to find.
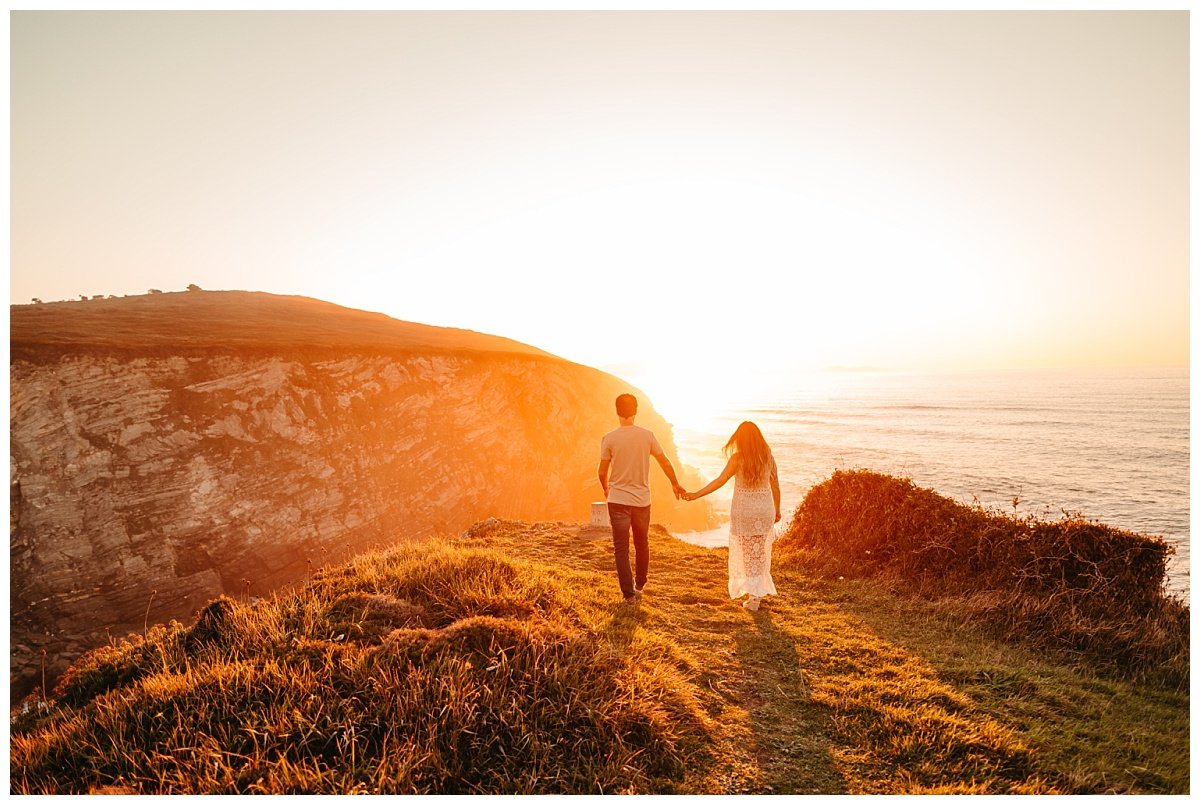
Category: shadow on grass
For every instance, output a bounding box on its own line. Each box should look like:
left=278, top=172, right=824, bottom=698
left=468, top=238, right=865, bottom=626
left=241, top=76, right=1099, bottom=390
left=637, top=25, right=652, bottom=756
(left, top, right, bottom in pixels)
left=732, top=607, right=848, bottom=794
left=804, top=579, right=1191, bottom=794
left=754, top=573, right=1073, bottom=793
left=601, top=597, right=646, bottom=660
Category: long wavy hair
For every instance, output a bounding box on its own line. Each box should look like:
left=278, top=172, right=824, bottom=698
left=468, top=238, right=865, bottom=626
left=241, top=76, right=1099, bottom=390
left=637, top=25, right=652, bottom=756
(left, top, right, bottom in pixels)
left=723, top=421, right=773, bottom=486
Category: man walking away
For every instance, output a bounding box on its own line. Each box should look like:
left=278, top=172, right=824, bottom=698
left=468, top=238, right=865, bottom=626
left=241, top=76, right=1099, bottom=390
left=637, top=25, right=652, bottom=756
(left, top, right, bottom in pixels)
left=597, top=393, right=685, bottom=602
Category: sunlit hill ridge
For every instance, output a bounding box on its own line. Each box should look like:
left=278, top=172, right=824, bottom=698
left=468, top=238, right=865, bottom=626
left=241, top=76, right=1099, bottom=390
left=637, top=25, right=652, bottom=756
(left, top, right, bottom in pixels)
left=11, top=290, right=554, bottom=359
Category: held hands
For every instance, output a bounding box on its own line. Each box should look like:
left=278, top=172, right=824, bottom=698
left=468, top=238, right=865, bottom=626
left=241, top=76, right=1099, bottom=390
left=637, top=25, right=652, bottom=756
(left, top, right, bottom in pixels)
left=681, top=490, right=698, bottom=502
left=671, top=482, right=686, bottom=500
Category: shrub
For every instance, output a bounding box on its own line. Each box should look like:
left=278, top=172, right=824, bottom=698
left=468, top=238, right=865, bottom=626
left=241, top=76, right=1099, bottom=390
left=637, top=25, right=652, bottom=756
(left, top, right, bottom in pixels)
left=776, top=471, right=1188, bottom=688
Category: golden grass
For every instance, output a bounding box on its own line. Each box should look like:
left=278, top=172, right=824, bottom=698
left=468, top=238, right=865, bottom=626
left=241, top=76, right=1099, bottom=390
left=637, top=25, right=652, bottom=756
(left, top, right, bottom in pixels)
left=13, top=542, right=715, bottom=794
left=10, top=290, right=552, bottom=359
left=12, top=510, right=1190, bottom=794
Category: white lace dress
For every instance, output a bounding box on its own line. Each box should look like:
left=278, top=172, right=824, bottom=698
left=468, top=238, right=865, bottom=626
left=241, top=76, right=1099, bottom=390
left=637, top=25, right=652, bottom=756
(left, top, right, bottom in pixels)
left=728, top=456, right=778, bottom=599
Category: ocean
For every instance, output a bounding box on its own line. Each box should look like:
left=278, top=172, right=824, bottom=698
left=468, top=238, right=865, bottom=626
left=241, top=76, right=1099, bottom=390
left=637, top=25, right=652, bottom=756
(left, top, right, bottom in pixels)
left=668, top=367, right=1190, bottom=598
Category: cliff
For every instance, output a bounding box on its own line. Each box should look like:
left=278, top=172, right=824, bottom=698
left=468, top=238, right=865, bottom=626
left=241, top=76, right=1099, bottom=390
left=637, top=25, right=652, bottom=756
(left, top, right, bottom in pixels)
left=9, top=291, right=714, bottom=698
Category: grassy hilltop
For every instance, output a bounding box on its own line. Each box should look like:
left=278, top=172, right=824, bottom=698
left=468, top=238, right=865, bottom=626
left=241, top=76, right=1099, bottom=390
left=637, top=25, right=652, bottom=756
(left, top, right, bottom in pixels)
left=10, top=290, right=554, bottom=360
left=11, top=474, right=1189, bottom=794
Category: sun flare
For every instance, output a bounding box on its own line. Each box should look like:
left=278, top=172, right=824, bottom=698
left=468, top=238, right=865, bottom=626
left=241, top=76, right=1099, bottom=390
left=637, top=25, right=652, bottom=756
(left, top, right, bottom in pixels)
left=613, top=352, right=796, bottom=433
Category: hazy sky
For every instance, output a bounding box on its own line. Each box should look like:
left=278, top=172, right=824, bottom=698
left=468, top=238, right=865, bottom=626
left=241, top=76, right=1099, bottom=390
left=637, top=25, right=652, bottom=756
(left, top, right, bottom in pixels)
left=10, top=11, right=1189, bottom=403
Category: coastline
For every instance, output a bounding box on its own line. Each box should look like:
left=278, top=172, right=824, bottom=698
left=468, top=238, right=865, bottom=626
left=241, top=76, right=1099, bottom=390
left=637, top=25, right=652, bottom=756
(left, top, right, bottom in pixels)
left=674, top=526, right=730, bottom=550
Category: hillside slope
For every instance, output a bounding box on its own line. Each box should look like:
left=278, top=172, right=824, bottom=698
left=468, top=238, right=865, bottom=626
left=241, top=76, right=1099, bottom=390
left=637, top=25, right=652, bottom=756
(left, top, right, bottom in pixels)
left=11, top=519, right=1188, bottom=794
left=10, top=291, right=713, bottom=698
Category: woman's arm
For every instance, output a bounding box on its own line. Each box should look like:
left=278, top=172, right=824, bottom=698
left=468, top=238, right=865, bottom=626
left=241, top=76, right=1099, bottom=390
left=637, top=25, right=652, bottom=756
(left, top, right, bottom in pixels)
left=684, top=455, right=738, bottom=501
left=770, top=464, right=781, bottom=522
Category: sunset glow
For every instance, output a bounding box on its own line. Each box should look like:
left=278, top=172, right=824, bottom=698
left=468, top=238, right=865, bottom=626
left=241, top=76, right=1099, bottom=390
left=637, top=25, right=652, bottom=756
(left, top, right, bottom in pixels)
left=8, top=13, right=1191, bottom=794
left=11, top=11, right=1188, bottom=389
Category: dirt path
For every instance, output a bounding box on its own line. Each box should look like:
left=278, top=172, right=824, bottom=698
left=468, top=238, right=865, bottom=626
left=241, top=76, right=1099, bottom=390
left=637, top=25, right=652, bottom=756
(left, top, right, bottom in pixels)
left=624, top=541, right=848, bottom=793
left=480, top=521, right=850, bottom=792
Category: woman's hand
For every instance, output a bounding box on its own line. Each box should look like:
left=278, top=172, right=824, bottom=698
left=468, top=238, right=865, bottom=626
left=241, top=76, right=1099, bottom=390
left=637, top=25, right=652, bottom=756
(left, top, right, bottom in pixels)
left=774, top=510, right=781, bottom=523
left=682, top=491, right=696, bottom=502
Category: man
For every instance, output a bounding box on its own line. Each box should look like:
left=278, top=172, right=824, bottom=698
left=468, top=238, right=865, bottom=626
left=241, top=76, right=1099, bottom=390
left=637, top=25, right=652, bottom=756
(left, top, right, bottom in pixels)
left=597, top=393, right=685, bottom=602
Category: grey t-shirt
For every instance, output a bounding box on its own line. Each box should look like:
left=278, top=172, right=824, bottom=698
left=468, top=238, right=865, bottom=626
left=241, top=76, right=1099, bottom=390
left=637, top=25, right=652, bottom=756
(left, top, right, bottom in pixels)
left=600, top=425, right=665, bottom=507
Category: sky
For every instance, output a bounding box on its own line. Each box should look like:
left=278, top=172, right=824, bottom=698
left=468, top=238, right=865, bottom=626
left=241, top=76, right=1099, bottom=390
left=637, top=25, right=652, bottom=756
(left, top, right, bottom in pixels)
left=9, top=10, right=1190, bottom=408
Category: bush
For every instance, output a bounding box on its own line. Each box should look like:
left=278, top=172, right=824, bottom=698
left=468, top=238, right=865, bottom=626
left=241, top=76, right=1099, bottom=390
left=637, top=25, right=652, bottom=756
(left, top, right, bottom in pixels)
left=776, top=471, right=1188, bottom=688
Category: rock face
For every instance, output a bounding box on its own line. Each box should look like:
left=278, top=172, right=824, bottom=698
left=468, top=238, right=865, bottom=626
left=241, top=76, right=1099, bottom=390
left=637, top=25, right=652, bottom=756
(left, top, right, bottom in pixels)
left=10, top=291, right=714, bottom=699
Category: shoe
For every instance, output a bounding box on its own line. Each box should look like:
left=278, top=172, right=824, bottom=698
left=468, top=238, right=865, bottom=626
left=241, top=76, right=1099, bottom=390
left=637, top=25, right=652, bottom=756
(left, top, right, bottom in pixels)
left=623, top=594, right=638, bottom=604
left=742, top=596, right=761, bottom=612
left=634, top=584, right=645, bottom=595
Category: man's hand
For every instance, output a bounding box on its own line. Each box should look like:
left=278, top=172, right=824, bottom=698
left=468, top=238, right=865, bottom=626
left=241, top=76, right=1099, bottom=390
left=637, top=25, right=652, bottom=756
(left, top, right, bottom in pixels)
left=655, top=454, right=685, bottom=501
left=672, top=482, right=686, bottom=500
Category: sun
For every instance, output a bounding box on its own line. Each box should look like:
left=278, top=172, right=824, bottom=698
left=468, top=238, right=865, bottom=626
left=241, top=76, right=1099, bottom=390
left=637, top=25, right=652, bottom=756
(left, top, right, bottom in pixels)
left=616, top=349, right=790, bottom=432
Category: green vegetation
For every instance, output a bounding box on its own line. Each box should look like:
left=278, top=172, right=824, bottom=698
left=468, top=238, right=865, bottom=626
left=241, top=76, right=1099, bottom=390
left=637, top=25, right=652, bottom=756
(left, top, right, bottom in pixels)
left=775, top=470, right=1188, bottom=689
left=11, top=477, right=1190, bottom=794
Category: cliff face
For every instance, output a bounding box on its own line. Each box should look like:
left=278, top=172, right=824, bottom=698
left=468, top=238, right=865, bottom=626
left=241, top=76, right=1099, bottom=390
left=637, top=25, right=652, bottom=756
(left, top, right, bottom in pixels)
left=10, top=292, right=713, bottom=698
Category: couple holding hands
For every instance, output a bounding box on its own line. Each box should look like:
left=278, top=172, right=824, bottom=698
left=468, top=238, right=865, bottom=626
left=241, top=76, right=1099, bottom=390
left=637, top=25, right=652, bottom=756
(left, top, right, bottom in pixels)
left=597, top=393, right=780, bottom=612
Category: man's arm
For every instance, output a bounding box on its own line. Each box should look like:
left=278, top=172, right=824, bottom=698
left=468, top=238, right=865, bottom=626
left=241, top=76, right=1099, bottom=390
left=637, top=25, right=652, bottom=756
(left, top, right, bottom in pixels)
left=597, top=458, right=611, bottom=499
left=653, top=453, right=686, bottom=499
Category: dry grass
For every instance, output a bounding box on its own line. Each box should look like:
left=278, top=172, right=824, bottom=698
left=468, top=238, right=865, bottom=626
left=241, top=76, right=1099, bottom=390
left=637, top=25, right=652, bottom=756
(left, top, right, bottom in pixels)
left=12, top=542, right=715, bottom=794
left=11, top=514, right=1190, bottom=794
left=776, top=470, right=1189, bottom=689
left=10, top=290, right=552, bottom=360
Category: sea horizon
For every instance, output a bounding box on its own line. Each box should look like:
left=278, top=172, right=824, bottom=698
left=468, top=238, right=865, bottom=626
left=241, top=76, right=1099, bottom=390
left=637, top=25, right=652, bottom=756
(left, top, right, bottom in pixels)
left=648, top=365, right=1189, bottom=598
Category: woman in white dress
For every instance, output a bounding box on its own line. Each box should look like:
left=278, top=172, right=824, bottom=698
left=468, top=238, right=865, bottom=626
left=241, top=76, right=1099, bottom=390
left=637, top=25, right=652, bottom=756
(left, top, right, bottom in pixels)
left=683, top=421, right=781, bottom=611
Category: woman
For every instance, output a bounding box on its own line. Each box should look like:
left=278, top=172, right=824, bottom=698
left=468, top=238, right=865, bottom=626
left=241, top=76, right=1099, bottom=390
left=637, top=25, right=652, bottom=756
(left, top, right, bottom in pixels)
left=683, top=421, right=780, bottom=611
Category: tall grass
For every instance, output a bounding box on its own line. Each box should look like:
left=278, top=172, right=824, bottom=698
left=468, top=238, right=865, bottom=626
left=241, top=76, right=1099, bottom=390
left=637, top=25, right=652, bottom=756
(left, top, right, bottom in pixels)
left=11, top=545, right=715, bottom=794
left=775, top=470, right=1188, bottom=689
left=12, top=516, right=1187, bottom=794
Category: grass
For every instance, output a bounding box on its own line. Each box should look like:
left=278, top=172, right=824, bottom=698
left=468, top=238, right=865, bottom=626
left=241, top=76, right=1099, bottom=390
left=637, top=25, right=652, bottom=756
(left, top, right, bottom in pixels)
left=11, top=508, right=1190, bottom=794
left=796, top=575, right=1189, bottom=793
left=12, top=542, right=715, bottom=794
left=10, top=290, right=553, bottom=360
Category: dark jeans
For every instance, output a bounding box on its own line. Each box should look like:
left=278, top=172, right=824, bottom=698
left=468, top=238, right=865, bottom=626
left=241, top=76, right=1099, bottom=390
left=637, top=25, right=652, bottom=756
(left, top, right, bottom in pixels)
left=608, top=502, right=651, bottom=598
